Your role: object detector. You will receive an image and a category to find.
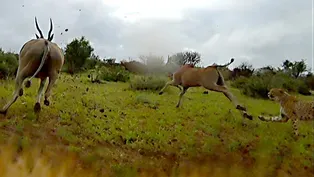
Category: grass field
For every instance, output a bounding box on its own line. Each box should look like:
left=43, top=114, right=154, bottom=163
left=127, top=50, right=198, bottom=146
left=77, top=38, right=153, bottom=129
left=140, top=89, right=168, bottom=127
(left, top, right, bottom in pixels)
left=0, top=73, right=313, bottom=177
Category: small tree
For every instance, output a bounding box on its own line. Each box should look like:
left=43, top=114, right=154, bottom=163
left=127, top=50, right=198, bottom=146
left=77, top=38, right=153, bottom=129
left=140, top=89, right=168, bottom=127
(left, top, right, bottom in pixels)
left=83, top=53, right=104, bottom=70
left=256, top=65, right=276, bottom=76
left=282, top=59, right=293, bottom=71
left=64, top=36, right=94, bottom=74
left=231, top=62, right=254, bottom=79
left=169, top=51, right=201, bottom=66
left=0, top=48, right=19, bottom=79
left=105, top=58, right=116, bottom=65
left=291, top=59, right=307, bottom=78
left=281, top=59, right=307, bottom=78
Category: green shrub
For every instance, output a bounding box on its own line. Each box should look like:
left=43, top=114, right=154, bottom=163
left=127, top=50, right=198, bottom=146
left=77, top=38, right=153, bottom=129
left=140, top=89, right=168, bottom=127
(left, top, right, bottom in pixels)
left=230, top=76, right=249, bottom=89
left=99, top=66, right=130, bottom=82
left=89, top=65, right=130, bottom=83
left=0, top=49, right=18, bottom=79
left=129, top=75, right=168, bottom=91
left=83, top=58, right=103, bottom=70
left=297, top=82, right=312, bottom=95
left=231, top=72, right=311, bottom=98
left=305, top=74, right=314, bottom=90
left=239, top=75, right=269, bottom=99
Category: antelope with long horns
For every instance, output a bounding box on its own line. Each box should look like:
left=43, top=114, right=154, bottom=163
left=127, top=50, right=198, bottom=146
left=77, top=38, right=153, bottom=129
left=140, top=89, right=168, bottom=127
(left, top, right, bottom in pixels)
left=159, top=58, right=253, bottom=120
left=0, top=17, right=64, bottom=115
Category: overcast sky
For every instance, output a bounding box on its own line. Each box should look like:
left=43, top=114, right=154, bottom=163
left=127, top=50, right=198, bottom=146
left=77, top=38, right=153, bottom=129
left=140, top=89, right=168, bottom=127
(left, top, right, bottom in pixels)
left=0, top=0, right=312, bottom=70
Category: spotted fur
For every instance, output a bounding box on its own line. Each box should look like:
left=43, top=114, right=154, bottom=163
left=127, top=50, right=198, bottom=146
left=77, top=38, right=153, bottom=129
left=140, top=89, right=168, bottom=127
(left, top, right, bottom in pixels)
left=258, top=88, right=314, bottom=136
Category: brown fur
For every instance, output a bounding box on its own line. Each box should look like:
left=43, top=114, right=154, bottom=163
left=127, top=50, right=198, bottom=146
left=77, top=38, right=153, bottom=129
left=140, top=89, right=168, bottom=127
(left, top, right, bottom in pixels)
left=0, top=17, right=64, bottom=115
left=258, top=88, right=314, bottom=137
left=159, top=58, right=252, bottom=120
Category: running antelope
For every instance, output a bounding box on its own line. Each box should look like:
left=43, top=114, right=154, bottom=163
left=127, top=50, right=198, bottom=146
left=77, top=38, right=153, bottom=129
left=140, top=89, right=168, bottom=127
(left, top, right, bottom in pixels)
left=159, top=58, right=252, bottom=120
left=0, top=17, right=64, bottom=115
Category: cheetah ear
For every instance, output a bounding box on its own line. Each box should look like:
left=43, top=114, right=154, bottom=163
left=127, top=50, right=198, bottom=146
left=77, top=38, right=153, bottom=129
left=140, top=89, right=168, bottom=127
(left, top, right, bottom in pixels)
left=280, top=89, right=288, bottom=94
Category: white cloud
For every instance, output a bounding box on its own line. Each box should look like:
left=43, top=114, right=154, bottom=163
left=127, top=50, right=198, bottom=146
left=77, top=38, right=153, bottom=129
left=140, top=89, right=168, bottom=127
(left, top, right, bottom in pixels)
left=0, top=0, right=312, bottom=70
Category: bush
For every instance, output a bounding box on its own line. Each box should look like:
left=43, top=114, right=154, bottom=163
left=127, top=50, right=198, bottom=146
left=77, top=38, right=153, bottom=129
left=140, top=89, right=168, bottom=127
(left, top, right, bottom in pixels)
left=129, top=75, right=168, bottom=91
left=220, top=68, right=232, bottom=81
left=298, top=83, right=311, bottom=95
left=83, top=58, right=103, bottom=70
left=0, top=49, right=19, bottom=79
left=89, top=65, right=130, bottom=83
left=231, top=75, right=269, bottom=98
left=305, top=74, right=314, bottom=90
left=230, top=76, right=249, bottom=89
left=231, top=72, right=311, bottom=98
left=64, top=36, right=94, bottom=74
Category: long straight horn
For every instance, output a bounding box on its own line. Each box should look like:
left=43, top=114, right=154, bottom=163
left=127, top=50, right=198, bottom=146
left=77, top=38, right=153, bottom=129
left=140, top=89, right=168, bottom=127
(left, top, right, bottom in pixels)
left=48, top=34, right=54, bottom=41
left=35, top=17, right=44, bottom=38
left=47, top=18, right=54, bottom=41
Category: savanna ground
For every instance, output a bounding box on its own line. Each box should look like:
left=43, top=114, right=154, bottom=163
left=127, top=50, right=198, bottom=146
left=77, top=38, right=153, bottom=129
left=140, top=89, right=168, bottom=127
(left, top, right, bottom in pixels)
left=0, top=73, right=313, bottom=177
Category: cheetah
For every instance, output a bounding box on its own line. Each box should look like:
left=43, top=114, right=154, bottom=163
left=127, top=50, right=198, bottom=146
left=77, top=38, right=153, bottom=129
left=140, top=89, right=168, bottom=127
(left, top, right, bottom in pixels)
left=258, top=88, right=314, bottom=137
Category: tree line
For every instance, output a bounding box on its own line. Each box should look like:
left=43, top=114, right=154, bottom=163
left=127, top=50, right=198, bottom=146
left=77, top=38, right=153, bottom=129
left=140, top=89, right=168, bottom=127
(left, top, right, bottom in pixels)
left=0, top=36, right=313, bottom=98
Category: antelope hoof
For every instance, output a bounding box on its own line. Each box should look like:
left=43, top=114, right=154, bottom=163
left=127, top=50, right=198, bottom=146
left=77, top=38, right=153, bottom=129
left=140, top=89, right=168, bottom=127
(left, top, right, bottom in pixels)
left=159, top=92, right=163, bottom=95
left=243, top=112, right=253, bottom=120
left=19, top=89, right=23, bottom=96
left=44, top=100, right=50, bottom=106
left=236, top=105, right=246, bottom=111
left=0, top=109, right=7, bottom=115
left=34, top=103, right=41, bottom=113
left=258, top=116, right=265, bottom=121
left=25, top=80, right=31, bottom=88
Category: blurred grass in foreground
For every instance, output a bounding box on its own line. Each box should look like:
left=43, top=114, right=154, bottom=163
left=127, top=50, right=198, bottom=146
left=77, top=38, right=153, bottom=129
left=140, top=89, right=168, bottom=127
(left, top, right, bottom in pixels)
left=0, top=136, right=311, bottom=177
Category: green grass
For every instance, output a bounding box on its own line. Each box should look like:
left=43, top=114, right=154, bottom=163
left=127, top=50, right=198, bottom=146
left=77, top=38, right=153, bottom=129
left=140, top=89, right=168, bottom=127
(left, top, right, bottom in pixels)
left=0, top=73, right=313, bottom=176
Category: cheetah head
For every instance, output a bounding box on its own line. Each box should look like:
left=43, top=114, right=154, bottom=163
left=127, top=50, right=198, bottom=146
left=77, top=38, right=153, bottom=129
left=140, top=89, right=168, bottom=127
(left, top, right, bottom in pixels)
left=268, top=88, right=288, bottom=101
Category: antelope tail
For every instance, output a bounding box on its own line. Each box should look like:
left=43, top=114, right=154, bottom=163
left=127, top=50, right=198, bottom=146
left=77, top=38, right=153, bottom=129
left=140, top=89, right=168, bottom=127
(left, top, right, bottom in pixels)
left=25, top=40, right=50, bottom=87
left=213, top=58, right=235, bottom=68
left=214, top=58, right=234, bottom=85
left=216, top=70, right=225, bottom=86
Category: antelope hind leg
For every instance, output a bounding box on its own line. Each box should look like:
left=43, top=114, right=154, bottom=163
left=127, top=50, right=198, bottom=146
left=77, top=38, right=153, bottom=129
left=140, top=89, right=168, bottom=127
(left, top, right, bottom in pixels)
left=203, top=84, right=253, bottom=119
left=176, top=87, right=188, bottom=108
left=209, top=85, right=246, bottom=111
left=0, top=72, right=27, bottom=115
left=34, top=77, right=47, bottom=113
left=159, top=80, right=175, bottom=95
left=175, top=85, right=182, bottom=92
left=44, top=73, right=58, bottom=106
